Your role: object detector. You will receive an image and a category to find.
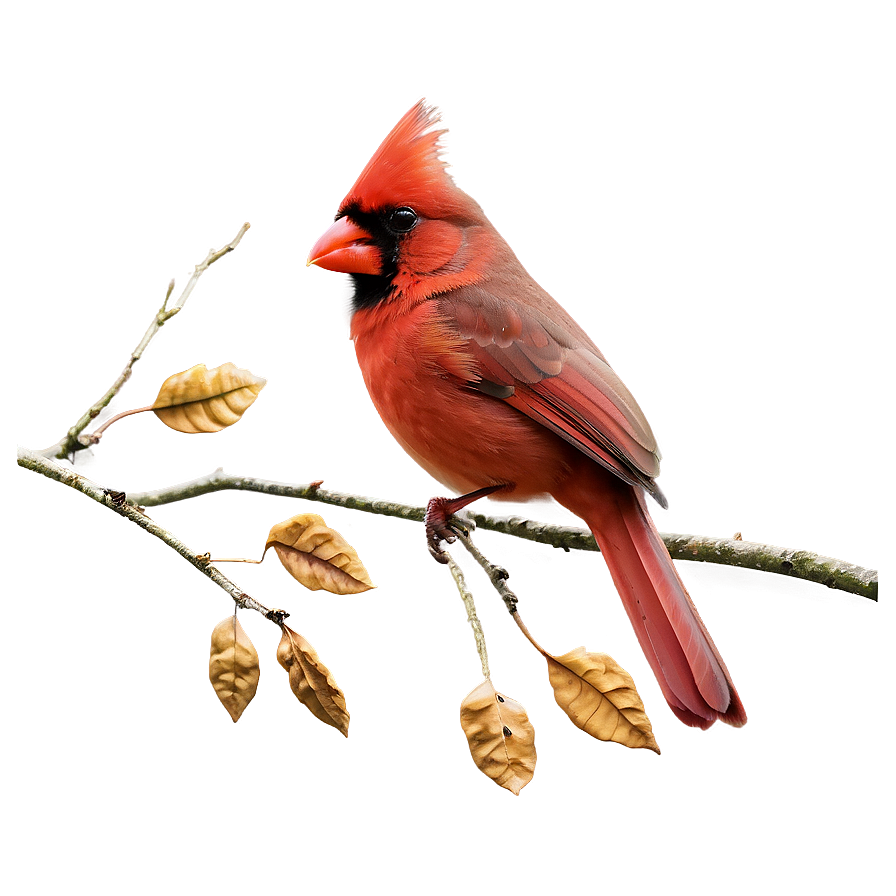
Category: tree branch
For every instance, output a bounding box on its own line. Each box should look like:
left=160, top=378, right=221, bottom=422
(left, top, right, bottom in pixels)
left=17, top=447, right=288, bottom=625
left=18, top=220, right=877, bottom=608
left=41, top=222, right=250, bottom=460
left=125, top=468, right=878, bottom=601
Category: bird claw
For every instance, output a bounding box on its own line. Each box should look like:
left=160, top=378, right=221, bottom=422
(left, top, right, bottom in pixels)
left=425, top=497, right=459, bottom=564
left=428, top=542, right=451, bottom=564
left=424, top=484, right=507, bottom=564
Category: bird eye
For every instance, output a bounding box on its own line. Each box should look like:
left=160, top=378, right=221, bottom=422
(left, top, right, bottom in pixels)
left=388, top=207, right=418, bottom=233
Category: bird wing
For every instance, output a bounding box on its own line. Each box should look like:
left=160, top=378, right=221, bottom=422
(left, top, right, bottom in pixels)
left=438, top=285, right=667, bottom=505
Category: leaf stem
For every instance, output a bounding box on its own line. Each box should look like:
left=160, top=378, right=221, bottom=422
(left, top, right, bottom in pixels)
left=40, top=222, right=250, bottom=460
left=83, top=405, right=154, bottom=442
left=210, top=558, right=264, bottom=564
left=509, top=611, right=549, bottom=658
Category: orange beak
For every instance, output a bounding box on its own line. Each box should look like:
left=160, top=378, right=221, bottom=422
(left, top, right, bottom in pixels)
left=307, top=217, right=383, bottom=275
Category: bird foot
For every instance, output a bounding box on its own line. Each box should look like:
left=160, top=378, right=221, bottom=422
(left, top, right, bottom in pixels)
left=424, top=497, right=461, bottom=563
left=424, top=485, right=506, bottom=563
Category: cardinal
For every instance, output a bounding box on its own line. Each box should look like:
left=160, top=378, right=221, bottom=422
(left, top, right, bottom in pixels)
left=308, top=101, right=746, bottom=729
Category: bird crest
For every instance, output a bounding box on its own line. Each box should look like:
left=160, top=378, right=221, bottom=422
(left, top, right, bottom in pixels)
left=340, top=100, right=462, bottom=215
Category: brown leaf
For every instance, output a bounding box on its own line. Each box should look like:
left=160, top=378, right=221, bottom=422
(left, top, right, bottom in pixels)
left=276, top=625, right=349, bottom=736
left=459, top=680, right=536, bottom=795
left=546, top=647, right=660, bottom=754
left=152, top=362, right=266, bottom=433
left=265, top=513, right=374, bottom=594
left=208, top=615, right=260, bottom=723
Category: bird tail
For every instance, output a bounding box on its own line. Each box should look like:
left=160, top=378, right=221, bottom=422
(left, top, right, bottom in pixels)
left=555, top=468, right=747, bottom=728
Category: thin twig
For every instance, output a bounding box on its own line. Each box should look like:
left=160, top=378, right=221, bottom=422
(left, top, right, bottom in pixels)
left=454, top=528, right=549, bottom=655
left=16, top=447, right=287, bottom=625
left=41, top=223, right=250, bottom=460
left=454, top=529, right=519, bottom=615
left=445, top=552, right=490, bottom=679
left=170, top=223, right=250, bottom=312
left=125, top=468, right=879, bottom=601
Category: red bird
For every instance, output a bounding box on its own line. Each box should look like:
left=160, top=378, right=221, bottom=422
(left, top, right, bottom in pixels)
left=309, top=101, right=746, bottom=729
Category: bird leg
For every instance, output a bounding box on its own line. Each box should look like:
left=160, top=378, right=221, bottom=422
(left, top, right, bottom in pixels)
left=425, top=484, right=506, bottom=563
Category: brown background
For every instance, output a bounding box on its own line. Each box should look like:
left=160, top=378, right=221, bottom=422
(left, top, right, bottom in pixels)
left=0, top=2, right=896, bottom=894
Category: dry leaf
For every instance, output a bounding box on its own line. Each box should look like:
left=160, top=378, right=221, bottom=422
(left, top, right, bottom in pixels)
left=460, top=680, right=535, bottom=795
left=546, top=647, right=660, bottom=754
left=208, top=616, right=260, bottom=723
left=152, top=362, right=266, bottom=433
left=265, top=513, right=374, bottom=594
left=276, top=625, right=349, bottom=736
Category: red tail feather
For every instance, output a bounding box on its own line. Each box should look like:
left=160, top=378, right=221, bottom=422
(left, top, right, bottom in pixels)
left=555, top=466, right=746, bottom=728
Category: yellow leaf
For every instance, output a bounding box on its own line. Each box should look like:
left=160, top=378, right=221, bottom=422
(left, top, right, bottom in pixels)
left=276, top=625, right=349, bottom=736
left=265, top=513, right=374, bottom=595
left=546, top=647, right=660, bottom=754
left=152, top=362, right=266, bottom=433
left=208, top=615, right=260, bottom=723
left=459, top=680, right=535, bottom=795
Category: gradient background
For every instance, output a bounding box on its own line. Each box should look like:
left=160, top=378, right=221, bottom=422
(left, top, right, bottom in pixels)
left=8, top=3, right=890, bottom=894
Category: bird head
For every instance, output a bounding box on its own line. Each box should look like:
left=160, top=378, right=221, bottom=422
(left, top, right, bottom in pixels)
left=308, top=101, right=493, bottom=309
